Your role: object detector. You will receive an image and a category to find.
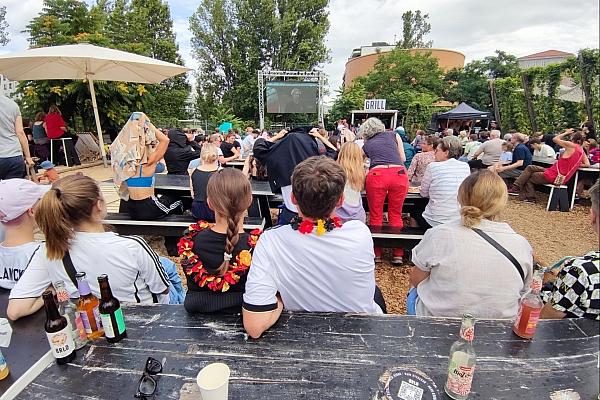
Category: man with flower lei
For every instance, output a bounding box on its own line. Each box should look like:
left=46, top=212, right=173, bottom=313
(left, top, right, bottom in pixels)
left=178, top=220, right=261, bottom=313
left=242, top=156, right=385, bottom=339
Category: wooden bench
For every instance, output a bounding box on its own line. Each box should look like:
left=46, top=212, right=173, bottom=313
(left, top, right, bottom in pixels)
left=369, top=225, right=426, bottom=249
left=103, top=213, right=265, bottom=237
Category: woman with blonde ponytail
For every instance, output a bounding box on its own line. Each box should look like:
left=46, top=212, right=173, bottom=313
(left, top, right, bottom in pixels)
left=7, top=174, right=171, bottom=320
left=407, top=170, right=534, bottom=319
left=181, top=168, right=262, bottom=314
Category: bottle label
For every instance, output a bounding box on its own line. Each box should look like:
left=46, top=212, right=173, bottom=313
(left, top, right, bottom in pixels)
left=100, top=308, right=126, bottom=338
left=46, top=325, right=75, bottom=360
left=0, top=351, right=6, bottom=370
left=525, top=309, right=541, bottom=334
left=78, top=311, right=92, bottom=334
left=74, top=313, right=87, bottom=341
left=92, top=306, right=103, bottom=329
left=446, top=351, right=474, bottom=397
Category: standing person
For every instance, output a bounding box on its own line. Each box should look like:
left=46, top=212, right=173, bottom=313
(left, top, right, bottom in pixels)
left=180, top=168, right=260, bottom=314
left=0, top=93, right=34, bottom=179
left=241, top=128, right=259, bottom=158
left=395, top=127, right=415, bottom=168
left=416, top=136, right=471, bottom=229
left=163, top=129, right=201, bottom=175
left=7, top=174, right=171, bottom=321
left=407, top=135, right=438, bottom=184
left=44, top=105, right=80, bottom=166
left=508, top=129, right=589, bottom=202
left=468, top=129, right=503, bottom=169
left=362, top=117, right=408, bottom=264
left=494, top=133, right=532, bottom=180
left=220, top=132, right=241, bottom=163
left=32, top=112, right=50, bottom=161
left=189, top=144, right=220, bottom=222
left=335, top=142, right=366, bottom=224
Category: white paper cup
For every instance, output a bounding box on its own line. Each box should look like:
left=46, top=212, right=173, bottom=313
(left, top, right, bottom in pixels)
left=196, top=363, right=230, bottom=400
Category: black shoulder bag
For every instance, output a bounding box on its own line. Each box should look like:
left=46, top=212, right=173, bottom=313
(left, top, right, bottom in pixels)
left=62, top=251, right=79, bottom=287
left=471, top=228, right=525, bottom=283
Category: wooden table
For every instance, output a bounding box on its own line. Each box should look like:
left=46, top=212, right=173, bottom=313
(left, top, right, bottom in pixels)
left=10, top=305, right=600, bottom=399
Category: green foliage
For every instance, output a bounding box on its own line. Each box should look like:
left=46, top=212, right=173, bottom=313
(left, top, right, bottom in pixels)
left=189, top=0, right=330, bottom=121
left=0, top=5, right=9, bottom=46
left=494, top=77, right=530, bottom=132
left=445, top=64, right=492, bottom=112
left=398, top=10, right=432, bottom=49
left=209, top=105, right=244, bottom=129
left=328, top=82, right=366, bottom=123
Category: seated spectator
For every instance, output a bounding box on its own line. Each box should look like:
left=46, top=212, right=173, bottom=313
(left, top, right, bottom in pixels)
left=409, top=170, right=533, bottom=318
left=181, top=168, right=260, bottom=314
left=508, top=130, right=589, bottom=202
left=469, top=129, right=502, bottom=169
left=459, top=134, right=481, bottom=162
left=499, top=141, right=514, bottom=164
left=241, top=128, right=259, bottom=158
left=242, top=157, right=383, bottom=338
left=164, top=129, right=201, bottom=175
left=335, top=142, right=366, bottom=223
left=7, top=174, right=172, bottom=320
left=220, top=132, right=241, bottom=163
left=541, top=180, right=599, bottom=320
left=190, top=143, right=219, bottom=222
left=0, top=179, right=48, bottom=290
left=582, top=120, right=596, bottom=141
left=407, top=135, right=438, bottom=184
left=530, top=137, right=556, bottom=159
left=32, top=111, right=50, bottom=161
left=495, top=133, right=532, bottom=179
left=242, top=154, right=268, bottom=181
left=395, top=126, right=415, bottom=168
left=503, top=133, right=513, bottom=142
left=584, top=139, right=599, bottom=165
left=411, top=129, right=425, bottom=152
left=39, top=160, right=59, bottom=183
left=363, top=118, right=407, bottom=263
left=44, top=105, right=80, bottom=166
left=458, top=130, right=468, bottom=146
left=416, top=136, right=470, bottom=229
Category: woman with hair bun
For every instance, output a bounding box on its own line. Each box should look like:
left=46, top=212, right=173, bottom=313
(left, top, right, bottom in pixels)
left=408, top=170, right=533, bottom=319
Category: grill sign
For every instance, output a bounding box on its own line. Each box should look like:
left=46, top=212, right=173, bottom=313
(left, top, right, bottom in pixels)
left=364, top=99, right=386, bottom=111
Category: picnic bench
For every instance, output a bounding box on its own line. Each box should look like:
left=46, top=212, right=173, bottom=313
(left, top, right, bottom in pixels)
left=5, top=304, right=598, bottom=399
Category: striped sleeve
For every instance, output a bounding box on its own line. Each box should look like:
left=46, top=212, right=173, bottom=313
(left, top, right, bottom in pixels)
left=121, top=235, right=170, bottom=292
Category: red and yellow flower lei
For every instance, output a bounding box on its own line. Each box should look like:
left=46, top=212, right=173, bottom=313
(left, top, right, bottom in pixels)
left=177, top=221, right=261, bottom=292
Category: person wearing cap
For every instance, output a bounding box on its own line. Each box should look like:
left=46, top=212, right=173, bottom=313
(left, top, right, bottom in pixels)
left=0, top=179, right=48, bottom=291
left=0, top=94, right=34, bottom=180
left=39, top=160, right=59, bottom=183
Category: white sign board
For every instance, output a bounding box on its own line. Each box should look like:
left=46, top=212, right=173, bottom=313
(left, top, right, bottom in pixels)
left=364, top=99, right=386, bottom=111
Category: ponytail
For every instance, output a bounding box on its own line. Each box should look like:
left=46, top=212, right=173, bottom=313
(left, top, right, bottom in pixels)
left=35, top=175, right=102, bottom=260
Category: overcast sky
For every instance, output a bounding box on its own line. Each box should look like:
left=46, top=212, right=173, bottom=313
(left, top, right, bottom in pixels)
left=2, top=0, right=599, bottom=104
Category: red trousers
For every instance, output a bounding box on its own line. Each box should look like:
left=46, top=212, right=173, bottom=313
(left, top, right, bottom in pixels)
left=366, top=166, right=409, bottom=257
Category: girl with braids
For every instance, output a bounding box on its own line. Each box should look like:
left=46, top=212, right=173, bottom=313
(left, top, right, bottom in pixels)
left=179, top=168, right=262, bottom=314
left=7, top=174, right=171, bottom=321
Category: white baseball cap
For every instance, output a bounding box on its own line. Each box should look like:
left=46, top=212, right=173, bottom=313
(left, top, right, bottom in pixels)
left=0, top=179, right=51, bottom=223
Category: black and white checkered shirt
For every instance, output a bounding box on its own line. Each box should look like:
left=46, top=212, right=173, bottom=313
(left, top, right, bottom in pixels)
left=549, top=251, right=599, bottom=320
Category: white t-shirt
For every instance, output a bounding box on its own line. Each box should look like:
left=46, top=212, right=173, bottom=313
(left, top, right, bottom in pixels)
left=420, top=158, right=471, bottom=226
left=241, top=135, right=256, bottom=158
left=412, top=219, right=533, bottom=319
left=280, top=185, right=298, bottom=213
left=10, top=232, right=170, bottom=303
left=479, top=138, right=503, bottom=166
left=0, top=241, right=42, bottom=290
left=534, top=144, right=556, bottom=159
left=243, top=220, right=382, bottom=313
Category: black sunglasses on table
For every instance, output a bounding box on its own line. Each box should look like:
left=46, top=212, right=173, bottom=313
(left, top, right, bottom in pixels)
left=134, top=357, right=163, bottom=399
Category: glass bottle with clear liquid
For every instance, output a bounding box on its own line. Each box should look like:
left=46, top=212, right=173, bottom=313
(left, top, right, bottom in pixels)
left=53, top=280, right=88, bottom=349
left=445, top=314, right=476, bottom=400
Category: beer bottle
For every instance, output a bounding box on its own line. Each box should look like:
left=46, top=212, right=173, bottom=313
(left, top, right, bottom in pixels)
left=43, top=291, right=76, bottom=365
left=75, top=272, right=104, bottom=340
left=513, top=267, right=544, bottom=339
left=445, top=314, right=476, bottom=400
left=98, top=275, right=127, bottom=343
left=54, top=280, right=88, bottom=350
left=0, top=349, right=9, bottom=380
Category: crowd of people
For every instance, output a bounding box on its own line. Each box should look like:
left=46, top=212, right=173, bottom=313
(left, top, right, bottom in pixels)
left=1, top=94, right=598, bottom=340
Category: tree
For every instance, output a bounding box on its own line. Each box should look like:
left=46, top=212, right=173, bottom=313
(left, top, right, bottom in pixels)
left=476, top=50, right=520, bottom=79
left=0, top=6, right=9, bottom=46
left=445, top=63, right=492, bottom=112
left=397, top=10, right=432, bottom=49
left=328, top=83, right=366, bottom=123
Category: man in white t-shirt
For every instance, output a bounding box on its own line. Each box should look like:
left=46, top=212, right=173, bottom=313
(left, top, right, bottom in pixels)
left=530, top=138, right=556, bottom=159
left=242, top=157, right=383, bottom=339
left=0, top=179, right=49, bottom=290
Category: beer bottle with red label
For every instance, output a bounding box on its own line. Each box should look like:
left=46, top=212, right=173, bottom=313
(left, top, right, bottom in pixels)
left=43, top=291, right=76, bottom=365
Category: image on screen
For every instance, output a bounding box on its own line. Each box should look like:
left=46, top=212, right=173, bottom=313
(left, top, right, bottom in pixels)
left=266, top=81, right=318, bottom=114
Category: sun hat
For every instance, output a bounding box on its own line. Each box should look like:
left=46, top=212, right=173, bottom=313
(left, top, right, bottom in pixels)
left=0, top=179, right=51, bottom=223
left=40, top=160, right=55, bottom=169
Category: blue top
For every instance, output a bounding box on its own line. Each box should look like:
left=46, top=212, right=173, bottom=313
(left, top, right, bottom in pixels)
left=127, top=165, right=155, bottom=188
left=363, top=131, right=403, bottom=168
left=512, top=143, right=532, bottom=170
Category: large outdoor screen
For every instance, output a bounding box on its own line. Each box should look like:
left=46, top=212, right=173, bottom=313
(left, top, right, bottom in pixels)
left=266, top=81, right=318, bottom=114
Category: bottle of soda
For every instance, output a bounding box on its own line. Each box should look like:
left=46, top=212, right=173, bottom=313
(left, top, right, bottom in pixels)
left=53, top=280, right=88, bottom=350
left=43, top=290, right=76, bottom=365
left=75, top=272, right=104, bottom=340
left=98, top=275, right=127, bottom=343
left=0, top=349, right=9, bottom=380
left=445, top=314, right=476, bottom=400
left=513, top=267, right=544, bottom=339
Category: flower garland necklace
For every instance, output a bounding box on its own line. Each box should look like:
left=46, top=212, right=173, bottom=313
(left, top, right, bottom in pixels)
left=178, top=221, right=261, bottom=292
left=290, top=216, right=343, bottom=235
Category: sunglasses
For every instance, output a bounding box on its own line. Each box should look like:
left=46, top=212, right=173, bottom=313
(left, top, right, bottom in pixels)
left=134, top=357, right=163, bottom=399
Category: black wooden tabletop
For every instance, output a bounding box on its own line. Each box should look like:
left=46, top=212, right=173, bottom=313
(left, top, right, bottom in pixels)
left=12, top=305, right=599, bottom=399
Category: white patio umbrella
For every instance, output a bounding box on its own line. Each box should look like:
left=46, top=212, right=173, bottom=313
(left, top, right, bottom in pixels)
left=0, top=43, right=191, bottom=165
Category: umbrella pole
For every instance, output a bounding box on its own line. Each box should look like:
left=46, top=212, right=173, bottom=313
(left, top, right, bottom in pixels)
left=87, top=76, right=108, bottom=167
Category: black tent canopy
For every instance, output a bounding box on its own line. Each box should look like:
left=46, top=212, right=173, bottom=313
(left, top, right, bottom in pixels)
left=436, top=102, right=491, bottom=120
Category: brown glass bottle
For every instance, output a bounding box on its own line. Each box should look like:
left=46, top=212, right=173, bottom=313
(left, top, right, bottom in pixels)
left=43, top=291, right=76, bottom=365
left=98, top=275, right=127, bottom=343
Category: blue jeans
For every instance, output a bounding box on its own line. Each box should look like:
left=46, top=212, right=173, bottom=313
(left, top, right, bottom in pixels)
left=0, top=156, right=26, bottom=180
left=407, top=287, right=418, bottom=315
left=159, top=256, right=185, bottom=304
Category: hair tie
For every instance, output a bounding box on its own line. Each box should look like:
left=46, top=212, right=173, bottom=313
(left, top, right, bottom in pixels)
left=223, top=252, right=233, bottom=262
left=53, top=188, right=61, bottom=198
